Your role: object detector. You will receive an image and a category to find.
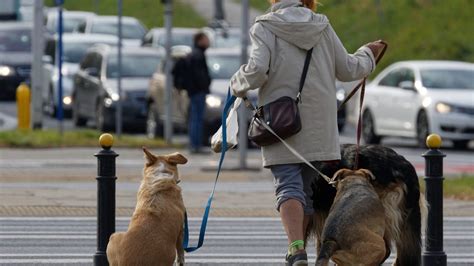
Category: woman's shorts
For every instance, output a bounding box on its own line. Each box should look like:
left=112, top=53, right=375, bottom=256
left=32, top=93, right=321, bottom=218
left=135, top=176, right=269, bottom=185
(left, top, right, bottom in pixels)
left=270, top=162, right=322, bottom=215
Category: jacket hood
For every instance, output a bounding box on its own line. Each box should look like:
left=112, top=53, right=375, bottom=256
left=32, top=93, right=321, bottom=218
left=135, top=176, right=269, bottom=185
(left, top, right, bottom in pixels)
left=255, top=0, right=329, bottom=50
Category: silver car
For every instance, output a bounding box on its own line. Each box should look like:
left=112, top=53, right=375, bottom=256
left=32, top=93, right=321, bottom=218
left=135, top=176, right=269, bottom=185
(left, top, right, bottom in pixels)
left=42, top=33, right=118, bottom=117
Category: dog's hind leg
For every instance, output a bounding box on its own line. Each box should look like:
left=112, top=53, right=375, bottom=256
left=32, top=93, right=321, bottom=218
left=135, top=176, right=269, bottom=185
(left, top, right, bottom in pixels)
left=315, top=240, right=338, bottom=266
left=176, top=229, right=185, bottom=266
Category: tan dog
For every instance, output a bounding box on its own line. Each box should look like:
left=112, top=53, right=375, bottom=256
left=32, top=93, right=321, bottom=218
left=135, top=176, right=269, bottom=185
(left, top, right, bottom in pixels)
left=316, top=169, right=387, bottom=266
left=106, top=148, right=188, bottom=266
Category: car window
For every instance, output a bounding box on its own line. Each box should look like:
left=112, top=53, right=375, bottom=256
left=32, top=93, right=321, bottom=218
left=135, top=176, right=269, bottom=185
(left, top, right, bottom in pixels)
left=63, top=17, right=86, bottom=33
left=157, top=32, right=194, bottom=47
left=379, top=68, right=413, bottom=88
left=91, top=22, right=145, bottom=39
left=207, top=55, right=240, bottom=80
left=421, top=69, right=474, bottom=90
left=214, top=32, right=241, bottom=48
left=0, top=28, right=31, bottom=52
left=106, top=54, right=161, bottom=78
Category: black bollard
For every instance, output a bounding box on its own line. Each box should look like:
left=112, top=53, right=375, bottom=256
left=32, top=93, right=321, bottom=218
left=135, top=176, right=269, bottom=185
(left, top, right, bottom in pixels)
left=93, top=134, right=118, bottom=266
left=422, top=134, right=447, bottom=266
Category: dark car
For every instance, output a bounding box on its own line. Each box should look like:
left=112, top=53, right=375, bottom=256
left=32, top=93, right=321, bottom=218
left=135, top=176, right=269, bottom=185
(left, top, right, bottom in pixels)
left=72, top=44, right=162, bottom=131
left=0, top=22, right=32, bottom=100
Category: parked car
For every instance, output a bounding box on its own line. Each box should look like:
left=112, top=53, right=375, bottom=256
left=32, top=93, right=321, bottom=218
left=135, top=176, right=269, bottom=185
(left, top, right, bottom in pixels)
left=75, top=16, right=146, bottom=46
left=363, top=61, right=474, bottom=149
left=42, top=33, right=118, bottom=117
left=146, top=47, right=257, bottom=142
left=0, top=22, right=31, bottom=100
left=141, top=27, right=198, bottom=49
left=202, top=27, right=242, bottom=48
left=45, top=10, right=95, bottom=34
left=72, top=45, right=162, bottom=131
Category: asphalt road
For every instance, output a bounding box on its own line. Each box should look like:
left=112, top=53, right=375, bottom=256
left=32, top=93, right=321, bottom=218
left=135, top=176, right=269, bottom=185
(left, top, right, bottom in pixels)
left=0, top=217, right=473, bottom=265
left=0, top=217, right=474, bottom=265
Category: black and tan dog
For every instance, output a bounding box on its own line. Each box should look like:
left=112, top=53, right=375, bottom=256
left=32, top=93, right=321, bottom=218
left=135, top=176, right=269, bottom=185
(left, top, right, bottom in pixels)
left=316, top=169, right=387, bottom=266
left=310, top=144, right=427, bottom=266
left=107, top=148, right=188, bottom=266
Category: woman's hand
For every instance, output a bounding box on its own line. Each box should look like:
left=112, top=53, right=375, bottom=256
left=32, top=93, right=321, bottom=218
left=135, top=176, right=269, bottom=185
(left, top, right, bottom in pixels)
left=365, top=40, right=387, bottom=62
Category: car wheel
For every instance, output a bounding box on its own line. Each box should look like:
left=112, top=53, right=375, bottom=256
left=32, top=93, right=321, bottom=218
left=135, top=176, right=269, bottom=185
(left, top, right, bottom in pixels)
left=72, top=96, right=87, bottom=127
left=362, top=110, right=381, bottom=144
left=146, top=102, right=164, bottom=139
left=416, top=111, right=430, bottom=148
left=452, top=140, right=470, bottom=150
left=96, top=101, right=113, bottom=132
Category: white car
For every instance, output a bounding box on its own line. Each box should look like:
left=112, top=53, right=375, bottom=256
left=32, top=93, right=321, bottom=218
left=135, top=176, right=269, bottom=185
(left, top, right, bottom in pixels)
left=363, top=61, right=474, bottom=149
left=75, top=16, right=147, bottom=46
left=45, top=10, right=96, bottom=34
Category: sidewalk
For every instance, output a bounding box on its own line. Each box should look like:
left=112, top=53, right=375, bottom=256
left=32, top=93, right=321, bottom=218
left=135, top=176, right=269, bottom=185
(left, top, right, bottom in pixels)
left=1, top=147, right=473, bottom=217
left=182, top=0, right=263, bottom=27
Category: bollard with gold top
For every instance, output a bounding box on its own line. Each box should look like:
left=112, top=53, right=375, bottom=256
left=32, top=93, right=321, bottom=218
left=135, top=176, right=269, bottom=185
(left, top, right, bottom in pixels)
left=422, top=134, right=447, bottom=266
left=16, top=82, right=31, bottom=130
left=94, top=133, right=118, bottom=266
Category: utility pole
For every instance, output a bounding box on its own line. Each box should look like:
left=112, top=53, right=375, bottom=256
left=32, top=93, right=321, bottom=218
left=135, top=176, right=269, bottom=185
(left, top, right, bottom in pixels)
left=115, top=0, right=123, bottom=137
left=56, top=0, right=64, bottom=136
left=31, top=0, right=44, bottom=129
left=238, top=0, right=249, bottom=169
left=163, top=0, right=173, bottom=144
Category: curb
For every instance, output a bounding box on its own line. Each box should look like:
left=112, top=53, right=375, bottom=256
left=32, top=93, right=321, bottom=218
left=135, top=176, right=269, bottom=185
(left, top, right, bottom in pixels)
left=0, top=206, right=279, bottom=217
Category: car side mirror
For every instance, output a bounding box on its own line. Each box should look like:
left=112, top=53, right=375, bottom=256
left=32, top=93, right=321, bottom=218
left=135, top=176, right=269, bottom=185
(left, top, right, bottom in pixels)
left=42, top=55, right=52, bottom=64
left=399, top=81, right=416, bottom=92
left=85, top=67, right=99, bottom=77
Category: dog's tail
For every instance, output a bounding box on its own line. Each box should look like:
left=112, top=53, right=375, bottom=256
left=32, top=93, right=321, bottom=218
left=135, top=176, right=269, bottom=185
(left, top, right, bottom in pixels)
left=315, top=240, right=339, bottom=266
left=392, top=168, right=425, bottom=266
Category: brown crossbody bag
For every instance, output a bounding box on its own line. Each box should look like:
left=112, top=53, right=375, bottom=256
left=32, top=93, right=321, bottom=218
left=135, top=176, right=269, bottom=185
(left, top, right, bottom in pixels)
left=248, top=48, right=313, bottom=147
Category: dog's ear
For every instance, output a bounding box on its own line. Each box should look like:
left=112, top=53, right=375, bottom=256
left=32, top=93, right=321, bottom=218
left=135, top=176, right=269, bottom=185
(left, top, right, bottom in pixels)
left=163, top=152, right=188, bottom=165
left=358, top=169, right=376, bottom=181
left=332, top=169, right=352, bottom=182
left=142, top=147, right=157, bottom=166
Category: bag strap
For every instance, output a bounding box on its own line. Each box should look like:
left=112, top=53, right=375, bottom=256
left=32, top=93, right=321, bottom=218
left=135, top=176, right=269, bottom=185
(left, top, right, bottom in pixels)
left=296, top=48, right=314, bottom=103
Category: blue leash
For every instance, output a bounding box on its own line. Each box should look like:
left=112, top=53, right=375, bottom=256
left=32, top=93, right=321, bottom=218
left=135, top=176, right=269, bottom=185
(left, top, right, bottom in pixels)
left=182, top=88, right=236, bottom=252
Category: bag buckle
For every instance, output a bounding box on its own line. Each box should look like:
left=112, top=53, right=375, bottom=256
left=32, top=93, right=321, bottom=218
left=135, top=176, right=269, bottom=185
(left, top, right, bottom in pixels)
left=296, top=92, right=302, bottom=103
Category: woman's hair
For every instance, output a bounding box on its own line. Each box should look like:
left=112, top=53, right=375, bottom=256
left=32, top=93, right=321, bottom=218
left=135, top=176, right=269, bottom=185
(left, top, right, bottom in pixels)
left=269, top=0, right=317, bottom=11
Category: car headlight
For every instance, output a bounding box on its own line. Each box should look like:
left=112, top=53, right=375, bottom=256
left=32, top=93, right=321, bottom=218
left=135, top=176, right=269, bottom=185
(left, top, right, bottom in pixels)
left=0, top=65, right=15, bottom=76
left=206, top=95, right=222, bottom=108
left=436, top=102, right=452, bottom=113
left=336, top=89, right=345, bottom=101
left=62, top=96, right=72, bottom=105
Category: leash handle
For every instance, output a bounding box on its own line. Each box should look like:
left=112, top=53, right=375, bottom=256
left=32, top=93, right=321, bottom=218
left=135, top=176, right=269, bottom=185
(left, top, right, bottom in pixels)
left=338, top=41, right=388, bottom=112
left=182, top=88, right=236, bottom=252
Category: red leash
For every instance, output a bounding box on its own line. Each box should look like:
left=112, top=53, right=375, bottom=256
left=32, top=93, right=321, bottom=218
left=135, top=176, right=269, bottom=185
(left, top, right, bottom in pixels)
left=338, top=41, right=388, bottom=169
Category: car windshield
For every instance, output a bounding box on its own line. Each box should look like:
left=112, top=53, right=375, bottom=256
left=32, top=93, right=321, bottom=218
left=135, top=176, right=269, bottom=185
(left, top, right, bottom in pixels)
left=421, top=69, right=474, bottom=90
left=63, top=17, right=86, bottom=32
left=63, top=41, right=114, bottom=63
left=91, top=22, right=145, bottom=39
left=0, top=29, right=31, bottom=52
left=107, top=54, right=161, bottom=78
left=157, top=32, right=194, bottom=47
left=207, top=54, right=240, bottom=80
left=214, top=32, right=240, bottom=48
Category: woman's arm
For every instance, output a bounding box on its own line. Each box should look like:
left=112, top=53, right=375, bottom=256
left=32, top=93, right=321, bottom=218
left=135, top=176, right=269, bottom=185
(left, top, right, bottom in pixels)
left=230, top=23, right=272, bottom=97
left=329, top=24, right=376, bottom=82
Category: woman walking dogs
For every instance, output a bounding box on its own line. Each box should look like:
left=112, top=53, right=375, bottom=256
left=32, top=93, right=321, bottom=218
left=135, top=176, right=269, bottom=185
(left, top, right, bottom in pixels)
left=230, top=0, right=386, bottom=265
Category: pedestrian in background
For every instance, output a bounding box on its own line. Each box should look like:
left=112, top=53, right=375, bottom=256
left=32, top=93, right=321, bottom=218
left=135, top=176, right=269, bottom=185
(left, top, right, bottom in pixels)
left=230, top=0, right=386, bottom=264
left=187, top=32, right=211, bottom=153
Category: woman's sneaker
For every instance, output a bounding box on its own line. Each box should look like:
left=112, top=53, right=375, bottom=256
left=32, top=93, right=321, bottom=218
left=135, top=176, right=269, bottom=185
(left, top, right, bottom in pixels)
left=286, top=252, right=308, bottom=266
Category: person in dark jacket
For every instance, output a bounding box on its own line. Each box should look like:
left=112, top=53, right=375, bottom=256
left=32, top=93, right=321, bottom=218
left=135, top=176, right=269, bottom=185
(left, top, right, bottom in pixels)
left=188, top=32, right=211, bottom=153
